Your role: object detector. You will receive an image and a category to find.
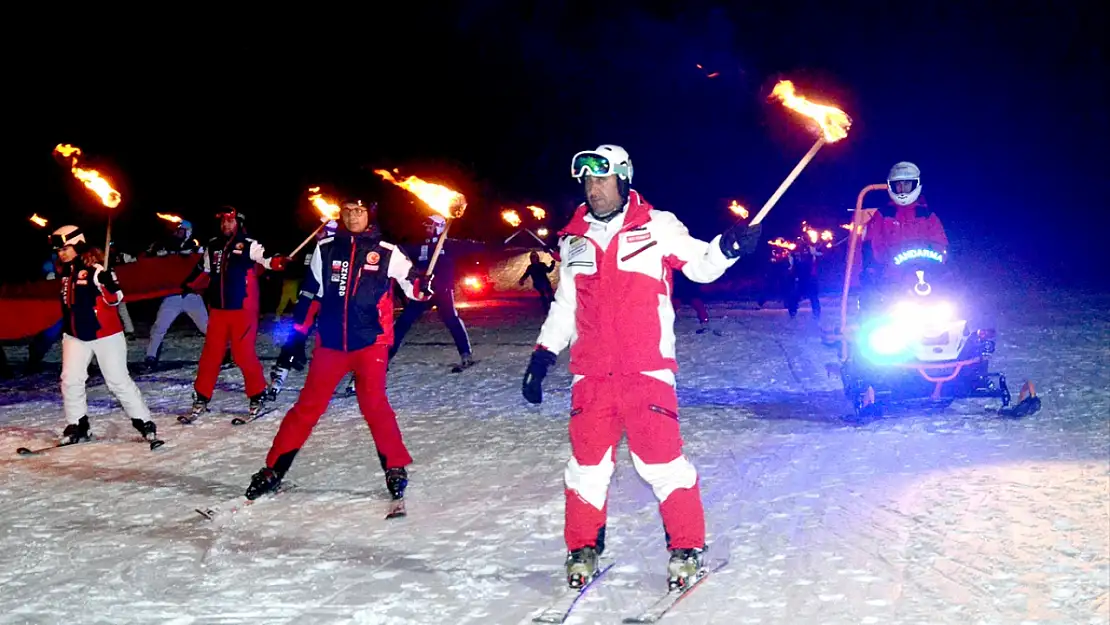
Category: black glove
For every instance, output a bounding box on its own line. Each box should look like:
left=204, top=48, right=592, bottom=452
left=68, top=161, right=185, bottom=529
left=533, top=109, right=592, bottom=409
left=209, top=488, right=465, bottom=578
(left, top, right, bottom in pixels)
left=522, top=348, right=557, bottom=404
left=719, top=222, right=762, bottom=259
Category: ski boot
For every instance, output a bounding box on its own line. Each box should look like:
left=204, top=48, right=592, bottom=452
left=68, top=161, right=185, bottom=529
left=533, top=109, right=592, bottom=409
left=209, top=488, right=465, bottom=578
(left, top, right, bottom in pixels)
left=450, top=353, right=476, bottom=373
left=343, top=374, right=356, bottom=397
left=135, top=356, right=158, bottom=375
left=180, top=392, right=210, bottom=424
left=265, top=366, right=289, bottom=403
left=565, top=546, right=600, bottom=589
left=384, top=467, right=408, bottom=519
left=666, top=547, right=706, bottom=590
left=62, top=416, right=91, bottom=445
left=233, top=394, right=271, bottom=426
left=245, top=467, right=283, bottom=500
left=385, top=467, right=408, bottom=500
left=131, top=418, right=165, bottom=450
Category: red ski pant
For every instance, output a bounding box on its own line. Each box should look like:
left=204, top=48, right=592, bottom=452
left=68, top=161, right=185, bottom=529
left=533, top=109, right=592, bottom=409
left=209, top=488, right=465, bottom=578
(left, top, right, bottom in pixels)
left=564, top=374, right=705, bottom=552
left=266, top=343, right=412, bottom=472
left=194, top=308, right=267, bottom=399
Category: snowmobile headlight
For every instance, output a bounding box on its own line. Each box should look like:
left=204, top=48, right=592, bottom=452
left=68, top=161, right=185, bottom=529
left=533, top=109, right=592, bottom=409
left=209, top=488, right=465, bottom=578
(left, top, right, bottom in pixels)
left=862, top=320, right=911, bottom=360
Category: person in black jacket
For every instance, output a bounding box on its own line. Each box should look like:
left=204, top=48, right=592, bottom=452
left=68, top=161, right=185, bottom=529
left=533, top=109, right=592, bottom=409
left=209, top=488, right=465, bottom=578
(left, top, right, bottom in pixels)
left=245, top=199, right=428, bottom=504
left=518, top=251, right=557, bottom=311
left=390, top=214, right=475, bottom=371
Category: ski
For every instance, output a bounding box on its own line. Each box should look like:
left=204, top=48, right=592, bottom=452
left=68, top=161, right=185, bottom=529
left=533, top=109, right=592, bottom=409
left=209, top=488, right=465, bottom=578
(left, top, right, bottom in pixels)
left=621, top=558, right=728, bottom=623
left=385, top=498, right=406, bottom=519
left=531, top=561, right=615, bottom=623
left=178, top=407, right=209, bottom=425
left=16, top=435, right=160, bottom=456
left=195, top=482, right=298, bottom=520
left=230, top=405, right=279, bottom=426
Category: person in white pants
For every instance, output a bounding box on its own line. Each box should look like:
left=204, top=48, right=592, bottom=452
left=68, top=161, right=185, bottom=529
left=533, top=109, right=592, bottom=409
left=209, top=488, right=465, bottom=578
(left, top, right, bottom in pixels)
left=140, top=219, right=208, bottom=371
left=144, top=292, right=208, bottom=363
left=49, top=224, right=163, bottom=448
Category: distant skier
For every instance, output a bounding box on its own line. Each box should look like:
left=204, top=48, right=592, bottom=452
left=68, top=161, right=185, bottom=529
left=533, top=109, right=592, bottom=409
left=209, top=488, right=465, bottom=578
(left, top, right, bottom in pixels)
left=138, top=219, right=208, bottom=372
left=786, top=240, right=822, bottom=319
left=518, top=251, right=557, bottom=311
left=520, top=144, right=761, bottom=590
left=671, top=272, right=712, bottom=334
left=245, top=199, right=428, bottom=509
left=48, top=225, right=162, bottom=449
left=390, top=214, right=475, bottom=372
left=182, top=207, right=288, bottom=423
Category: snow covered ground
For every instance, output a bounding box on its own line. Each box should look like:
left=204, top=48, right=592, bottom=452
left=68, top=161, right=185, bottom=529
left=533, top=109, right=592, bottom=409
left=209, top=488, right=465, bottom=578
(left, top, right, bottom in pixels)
left=1, top=289, right=1107, bottom=624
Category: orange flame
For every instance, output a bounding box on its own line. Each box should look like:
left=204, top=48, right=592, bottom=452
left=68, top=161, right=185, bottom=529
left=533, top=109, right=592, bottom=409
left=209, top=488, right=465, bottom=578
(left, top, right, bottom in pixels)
left=156, top=212, right=183, bottom=224
left=770, top=81, right=852, bottom=142
left=806, top=229, right=819, bottom=244
left=29, top=213, right=48, bottom=227
left=537, top=227, right=549, bottom=237
left=307, top=186, right=340, bottom=221
left=374, top=170, right=466, bottom=219
left=53, top=144, right=122, bottom=208
left=768, top=237, right=797, bottom=251
left=841, top=223, right=853, bottom=230
left=526, top=205, right=546, bottom=220
left=728, top=200, right=749, bottom=218
left=820, top=230, right=833, bottom=241
left=502, top=210, right=522, bottom=227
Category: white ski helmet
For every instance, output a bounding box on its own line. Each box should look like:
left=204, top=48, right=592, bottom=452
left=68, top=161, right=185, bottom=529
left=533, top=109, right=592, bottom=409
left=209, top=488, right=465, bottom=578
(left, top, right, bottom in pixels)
left=50, top=224, right=86, bottom=250
left=887, top=161, right=922, bottom=206
left=426, top=214, right=446, bottom=235
left=570, top=144, right=633, bottom=183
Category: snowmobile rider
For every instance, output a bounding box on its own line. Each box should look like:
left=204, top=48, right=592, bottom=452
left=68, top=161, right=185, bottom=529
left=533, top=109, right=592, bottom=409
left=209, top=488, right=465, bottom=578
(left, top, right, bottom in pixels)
left=183, top=207, right=289, bottom=423
left=520, top=144, right=762, bottom=590
left=864, top=161, right=948, bottom=274
left=139, top=218, right=208, bottom=372
left=50, top=225, right=162, bottom=448
left=246, top=199, right=428, bottom=503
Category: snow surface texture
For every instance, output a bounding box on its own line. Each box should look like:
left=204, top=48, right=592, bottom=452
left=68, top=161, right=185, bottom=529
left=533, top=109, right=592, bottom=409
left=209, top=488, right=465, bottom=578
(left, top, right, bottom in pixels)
left=1, top=289, right=1107, bottom=625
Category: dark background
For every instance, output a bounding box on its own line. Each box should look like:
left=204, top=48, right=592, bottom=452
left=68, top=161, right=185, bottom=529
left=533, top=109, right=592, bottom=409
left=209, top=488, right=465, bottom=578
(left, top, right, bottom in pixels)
left=6, top=2, right=1106, bottom=288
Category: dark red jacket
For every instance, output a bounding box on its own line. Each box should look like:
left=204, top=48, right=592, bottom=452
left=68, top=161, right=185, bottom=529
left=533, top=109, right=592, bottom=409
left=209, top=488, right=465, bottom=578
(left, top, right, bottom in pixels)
left=866, top=199, right=948, bottom=265
left=59, top=258, right=124, bottom=341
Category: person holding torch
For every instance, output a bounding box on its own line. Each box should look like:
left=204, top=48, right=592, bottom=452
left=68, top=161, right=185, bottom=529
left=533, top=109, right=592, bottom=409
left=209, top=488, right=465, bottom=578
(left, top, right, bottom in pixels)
left=181, top=207, right=289, bottom=423
left=245, top=199, right=429, bottom=516
left=520, top=144, right=762, bottom=590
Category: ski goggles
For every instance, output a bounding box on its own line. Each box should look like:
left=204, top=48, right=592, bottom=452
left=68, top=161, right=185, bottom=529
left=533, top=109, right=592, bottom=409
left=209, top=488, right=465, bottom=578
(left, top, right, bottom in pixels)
left=49, top=232, right=84, bottom=250
left=570, top=151, right=632, bottom=180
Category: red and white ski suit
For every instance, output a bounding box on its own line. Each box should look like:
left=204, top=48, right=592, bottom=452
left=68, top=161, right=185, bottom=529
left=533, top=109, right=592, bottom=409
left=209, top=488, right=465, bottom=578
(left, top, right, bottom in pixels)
left=535, top=190, right=738, bottom=552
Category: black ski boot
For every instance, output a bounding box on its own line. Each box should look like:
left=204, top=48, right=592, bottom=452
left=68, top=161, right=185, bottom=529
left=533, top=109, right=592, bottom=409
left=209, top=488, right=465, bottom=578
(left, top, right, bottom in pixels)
left=265, top=366, right=289, bottom=402
left=180, top=392, right=210, bottom=424
left=566, top=546, right=600, bottom=588
left=131, top=418, right=165, bottom=450
left=450, top=353, right=476, bottom=373
left=62, top=416, right=91, bottom=445
left=343, top=374, right=356, bottom=397
left=248, top=394, right=269, bottom=418
left=666, top=547, right=706, bottom=590
left=245, top=467, right=283, bottom=500
left=385, top=467, right=408, bottom=500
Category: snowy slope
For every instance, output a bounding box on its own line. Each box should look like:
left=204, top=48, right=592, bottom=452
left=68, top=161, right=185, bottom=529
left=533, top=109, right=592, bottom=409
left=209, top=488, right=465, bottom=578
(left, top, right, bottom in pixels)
left=0, top=289, right=1107, bottom=624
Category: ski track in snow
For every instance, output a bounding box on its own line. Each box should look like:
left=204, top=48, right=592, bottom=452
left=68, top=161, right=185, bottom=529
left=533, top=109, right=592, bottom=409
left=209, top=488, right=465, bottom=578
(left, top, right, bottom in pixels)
left=0, top=290, right=1107, bottom=624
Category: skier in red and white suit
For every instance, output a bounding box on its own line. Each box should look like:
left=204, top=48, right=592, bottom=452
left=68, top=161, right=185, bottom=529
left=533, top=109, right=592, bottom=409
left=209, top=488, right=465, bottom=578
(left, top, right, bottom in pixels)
left=521, top=144, right=762, bottom=589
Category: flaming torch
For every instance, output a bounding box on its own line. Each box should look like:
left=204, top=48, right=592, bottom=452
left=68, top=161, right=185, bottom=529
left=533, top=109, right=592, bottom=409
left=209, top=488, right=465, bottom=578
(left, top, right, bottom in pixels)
left=288, top=187, right=341, bottom=258
left=526, top=205, right=546, bottom=220
left=728, top=200, right=750, bottom=219
left=748, top=81, right=852, bottom=227
left=156, top=213, right=183, bottom=224
left=53, top=143, right=124, bottom=269
left=29, top=214, right=49, bottom=228
left=502, top=209, right=548, bottom=247
left=374, top=169, right=467, bottom=278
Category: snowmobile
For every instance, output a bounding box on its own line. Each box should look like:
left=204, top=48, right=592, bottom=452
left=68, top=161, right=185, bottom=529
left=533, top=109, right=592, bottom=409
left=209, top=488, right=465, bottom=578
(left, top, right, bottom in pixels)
left=829, top=183, right=1041, bottom=421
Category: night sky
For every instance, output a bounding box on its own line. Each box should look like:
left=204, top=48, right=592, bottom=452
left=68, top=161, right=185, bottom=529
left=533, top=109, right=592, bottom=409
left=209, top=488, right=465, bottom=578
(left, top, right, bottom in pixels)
left=8, top=2, right=1106, bottom=287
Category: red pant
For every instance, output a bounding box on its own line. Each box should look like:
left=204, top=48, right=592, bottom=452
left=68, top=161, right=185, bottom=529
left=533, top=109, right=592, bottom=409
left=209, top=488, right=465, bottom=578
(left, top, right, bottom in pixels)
left=194, top=308, right=267, bottom=399
left=564, top=374, right=705, bottom=551
left=265, top=343, right=412, bottom=474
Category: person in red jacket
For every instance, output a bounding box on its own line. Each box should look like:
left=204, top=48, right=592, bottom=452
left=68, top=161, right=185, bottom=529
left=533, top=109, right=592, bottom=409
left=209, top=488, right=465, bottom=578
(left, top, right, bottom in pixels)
left=49, top=225, right=163, bottom=449
left=244, top=199, right=429, bottom=512
left=865, top=161, right=948, bottom=269
left=520, top=144, right=762, bottom=590
left=181, top=207, right=288, bottom=423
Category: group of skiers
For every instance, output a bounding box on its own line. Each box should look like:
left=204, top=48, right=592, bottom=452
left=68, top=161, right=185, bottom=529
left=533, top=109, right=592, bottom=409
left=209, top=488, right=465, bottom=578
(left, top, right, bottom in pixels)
left=31, top=146, right=945, bottom=590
